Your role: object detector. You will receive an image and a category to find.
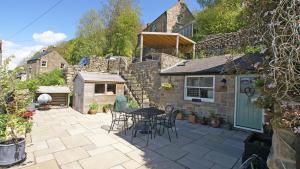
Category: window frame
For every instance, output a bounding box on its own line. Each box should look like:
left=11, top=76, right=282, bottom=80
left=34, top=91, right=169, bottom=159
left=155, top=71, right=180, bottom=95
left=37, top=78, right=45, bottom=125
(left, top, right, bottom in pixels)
left=41, top=60, right=48, bottom=67
left=106, top=83, right=116, bottom=95
left=94, top=84, right=106, bottom=95
left=184, top=75, right=215, bottom=102
left=94, top=83, right=117, bottom=95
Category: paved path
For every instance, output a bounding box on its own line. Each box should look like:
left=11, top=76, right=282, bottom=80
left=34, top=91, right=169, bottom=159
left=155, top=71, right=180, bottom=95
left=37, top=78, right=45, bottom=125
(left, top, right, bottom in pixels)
left=9, top=108, right=249, bottom=169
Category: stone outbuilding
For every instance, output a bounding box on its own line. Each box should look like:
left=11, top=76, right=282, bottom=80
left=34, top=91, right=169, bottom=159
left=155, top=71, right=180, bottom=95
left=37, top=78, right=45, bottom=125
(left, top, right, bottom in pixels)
left=73, top=72, right=126, bottom=114
left=36, top=86, right=71, bottom=107
left=160, top=53, right=265, bottom=132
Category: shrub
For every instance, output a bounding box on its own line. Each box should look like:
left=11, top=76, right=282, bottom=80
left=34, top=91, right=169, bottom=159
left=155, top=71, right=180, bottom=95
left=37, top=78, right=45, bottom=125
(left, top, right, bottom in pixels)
left=128, top=100, right=139, bottom=109
left=89, top=102, right=99, bottom=110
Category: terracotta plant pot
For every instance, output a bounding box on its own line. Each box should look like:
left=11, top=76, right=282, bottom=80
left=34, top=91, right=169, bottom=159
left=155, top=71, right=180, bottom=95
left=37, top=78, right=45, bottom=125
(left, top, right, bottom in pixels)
left=211, top=118, right=220, bottom=128
left=188, top=115, right=196, bottom=124
left=176, top=113, right=183, bottom=120
left=199, top=119, right=208, bottom=125
left=88, top=109, right=97, bottom=115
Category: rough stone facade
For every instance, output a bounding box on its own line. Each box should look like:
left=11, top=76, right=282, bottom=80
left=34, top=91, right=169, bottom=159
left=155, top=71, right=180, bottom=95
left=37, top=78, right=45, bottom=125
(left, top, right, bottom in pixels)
left=196, top=28, right=262, bottom=56
left=143, top=0, right=194, bottom=35
left=27, top=51, right=68, bottom=79
left=65, top=56, right=130, bottom=91
left=129, top=53, right=182, bottom=105
left=160, top=75, right=236, bottom=123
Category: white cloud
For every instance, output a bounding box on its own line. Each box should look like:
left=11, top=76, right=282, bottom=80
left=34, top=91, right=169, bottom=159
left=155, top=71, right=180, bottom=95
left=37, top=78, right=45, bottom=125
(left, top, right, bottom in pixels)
left=33, top=31, right=67, bottom=44
left=2, top=40, right=44, bottom=69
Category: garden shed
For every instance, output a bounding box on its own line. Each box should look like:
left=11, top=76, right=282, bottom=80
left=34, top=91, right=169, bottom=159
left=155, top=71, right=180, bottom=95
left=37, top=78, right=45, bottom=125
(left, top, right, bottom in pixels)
left=160, top=53, right=265, bottom=132
left=36, top=86, right=71, bottom=107
left=73, top=72, right=126, bottom=114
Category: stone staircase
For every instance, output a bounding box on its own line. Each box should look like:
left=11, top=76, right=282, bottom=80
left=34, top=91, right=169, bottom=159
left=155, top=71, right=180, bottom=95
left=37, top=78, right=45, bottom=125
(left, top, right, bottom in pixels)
left=121, top=72, right=150, bottom=108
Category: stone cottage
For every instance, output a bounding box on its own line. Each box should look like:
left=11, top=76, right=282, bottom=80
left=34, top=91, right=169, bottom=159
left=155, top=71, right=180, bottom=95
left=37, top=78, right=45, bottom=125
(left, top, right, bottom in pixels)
left=144, top=0, right=195, bottom=38
left=26, top=50, right=68, bottom=79
left=160, top=53, right=265, bottom=132
left=73, top=72, right=125, bottom=114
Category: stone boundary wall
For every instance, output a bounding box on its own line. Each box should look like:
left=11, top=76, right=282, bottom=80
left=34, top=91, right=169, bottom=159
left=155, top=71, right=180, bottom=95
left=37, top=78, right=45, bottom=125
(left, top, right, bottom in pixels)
left=65, top=56, right=130, bottom=91
left=196, top=28, right=262, bottom=56
left=129, top=53, right=182, bottom=105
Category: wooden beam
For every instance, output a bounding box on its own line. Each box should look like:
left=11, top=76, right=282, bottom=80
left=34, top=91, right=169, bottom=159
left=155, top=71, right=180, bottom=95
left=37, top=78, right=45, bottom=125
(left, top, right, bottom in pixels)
left=140, top=34, right=143, bottom=62
left=176, top=35, right=179, bottom=56
left=193, top=44, right=196, bottom=59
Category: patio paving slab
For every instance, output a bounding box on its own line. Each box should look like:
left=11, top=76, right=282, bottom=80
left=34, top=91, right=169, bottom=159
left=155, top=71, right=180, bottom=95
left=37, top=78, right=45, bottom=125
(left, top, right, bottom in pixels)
left=8, top=108, right=249, bottom=169
left=155, top=145, right=188, bottom=161
left=61, top=162, right=83, bottom=169
left=54, top=147, right=89, bottom=165
left=21, top=160, right=60, bottom=169
left=204, top=151, right=238, bottom=168
left=79, top=150, right=129, bottom=169
left=61, top=135, right=92, bottom=148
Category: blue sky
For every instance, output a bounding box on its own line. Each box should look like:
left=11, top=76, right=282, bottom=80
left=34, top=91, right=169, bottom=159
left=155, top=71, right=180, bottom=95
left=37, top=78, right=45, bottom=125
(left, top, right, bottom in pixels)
left=0, top=0, right=200, bottom=68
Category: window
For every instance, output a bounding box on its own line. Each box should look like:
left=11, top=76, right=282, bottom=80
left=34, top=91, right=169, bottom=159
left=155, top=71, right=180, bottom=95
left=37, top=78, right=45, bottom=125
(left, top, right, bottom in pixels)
left=107, top=84, right=116, bottom=94
left=28, top=66, right=32, bottom=74
left=41, top=61, right=47, bottom=67
left=60, top=63, right=65, bottom=69
left=185, top=76, right=215, bottom=102
left=95, top=84, right=105, bottom=94
left=151, top=25, right=157, bottom=32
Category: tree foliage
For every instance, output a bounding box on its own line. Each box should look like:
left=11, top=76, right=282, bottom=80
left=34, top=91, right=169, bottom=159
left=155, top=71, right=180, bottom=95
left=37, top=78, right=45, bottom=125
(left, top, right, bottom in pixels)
left=19, top=69, right=65, bottom=93
left=103, top=0, right=141, bottom=56
left=52, top=1, right=141, bottom=64
left=194, top=0, right=247, bottom=40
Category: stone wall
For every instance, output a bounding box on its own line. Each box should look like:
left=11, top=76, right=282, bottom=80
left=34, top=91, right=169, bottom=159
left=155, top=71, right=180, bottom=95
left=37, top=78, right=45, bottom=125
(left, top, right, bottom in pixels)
left=160, top=75, right=236, bottom=123
left=129, top=53, right=182, bottom=105
left=65, top=56, right=130, bottom=91
left=196, top=29, right=262, bottom=56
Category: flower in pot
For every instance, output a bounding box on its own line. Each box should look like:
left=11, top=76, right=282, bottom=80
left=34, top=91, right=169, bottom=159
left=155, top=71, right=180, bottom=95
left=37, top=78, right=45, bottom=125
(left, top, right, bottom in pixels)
left=102, top=104, right=113, bottom=113
left=195, top=113, right=208, bottom=125
left=88, top=102, right=99, bottom=115
left=0, top=59, right=33, bottom=167
left=209, top=112, right=221, bottom=128
left=161, top=82, right=173, bottom=91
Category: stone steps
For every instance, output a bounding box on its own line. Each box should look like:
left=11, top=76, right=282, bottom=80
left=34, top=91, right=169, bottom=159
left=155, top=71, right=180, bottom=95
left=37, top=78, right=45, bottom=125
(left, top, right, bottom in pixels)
left=121, top=72, right=150, bottom=107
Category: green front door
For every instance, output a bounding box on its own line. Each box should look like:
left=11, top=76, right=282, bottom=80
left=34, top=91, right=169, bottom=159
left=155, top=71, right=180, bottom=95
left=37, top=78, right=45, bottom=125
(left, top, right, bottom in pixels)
left=235, top=75, right=263, bottom=132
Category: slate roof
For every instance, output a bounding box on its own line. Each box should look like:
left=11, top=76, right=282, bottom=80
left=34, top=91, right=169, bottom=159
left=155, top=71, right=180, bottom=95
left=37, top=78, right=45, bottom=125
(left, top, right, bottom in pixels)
left=78, top=72, right=126, bottom=83
left=36, top=86, right=71, bottom=94
left=160, top=53, right=264, bottom=75
left=27, top=51, right=50, bottom=62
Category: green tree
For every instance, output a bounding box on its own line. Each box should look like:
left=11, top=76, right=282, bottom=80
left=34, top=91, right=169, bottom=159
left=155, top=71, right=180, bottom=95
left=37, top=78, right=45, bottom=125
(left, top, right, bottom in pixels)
left=194, top=0, right=247, bottom=41
left=102, top=0, right=141, bottom=56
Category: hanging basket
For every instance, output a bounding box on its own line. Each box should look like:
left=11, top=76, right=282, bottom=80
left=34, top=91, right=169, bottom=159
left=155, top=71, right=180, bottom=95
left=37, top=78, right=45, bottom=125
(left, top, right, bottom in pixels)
left=161, top=83, right=173, bottom=91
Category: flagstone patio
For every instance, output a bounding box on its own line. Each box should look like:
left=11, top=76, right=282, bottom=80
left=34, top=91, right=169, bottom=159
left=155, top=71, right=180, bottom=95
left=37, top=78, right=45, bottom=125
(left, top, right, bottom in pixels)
left=9, top=108, right=249, bottom=169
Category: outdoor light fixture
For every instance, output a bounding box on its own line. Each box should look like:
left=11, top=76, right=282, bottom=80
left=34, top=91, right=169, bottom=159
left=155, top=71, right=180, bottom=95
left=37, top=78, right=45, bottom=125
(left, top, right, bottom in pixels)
left=220, top=78, right=227, bottom=87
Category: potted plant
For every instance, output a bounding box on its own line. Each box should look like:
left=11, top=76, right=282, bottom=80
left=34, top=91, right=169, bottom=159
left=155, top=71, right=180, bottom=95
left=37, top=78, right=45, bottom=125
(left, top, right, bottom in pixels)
left=188, top=112, right=197, bottom=124
left=176, top=110, right=184, bottom=120
left=102, top=104, right=113, bottom=113
left=209, top=112, right=221, bottom=128
left=0, top=59, right=33, bottom=167
left=161, top=82, right=173, bottom=91
left=128, top=100, right=139, bottom=109
left=194, top=112, right=207, bottom=125
left=88, top=102, right=99, bottom=115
